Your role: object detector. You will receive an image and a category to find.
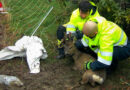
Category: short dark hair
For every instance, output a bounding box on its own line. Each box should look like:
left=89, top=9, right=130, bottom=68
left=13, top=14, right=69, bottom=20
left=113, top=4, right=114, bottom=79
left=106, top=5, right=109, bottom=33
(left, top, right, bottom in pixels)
left=79, top=0, right=92, bottom=13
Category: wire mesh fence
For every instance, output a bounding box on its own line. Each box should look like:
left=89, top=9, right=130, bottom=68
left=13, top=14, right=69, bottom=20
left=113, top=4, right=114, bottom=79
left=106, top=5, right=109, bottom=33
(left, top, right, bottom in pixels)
left=1, top=0, right=64, bottom=63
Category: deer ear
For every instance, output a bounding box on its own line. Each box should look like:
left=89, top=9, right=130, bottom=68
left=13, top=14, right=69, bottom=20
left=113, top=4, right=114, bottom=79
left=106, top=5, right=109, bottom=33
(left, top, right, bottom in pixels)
left=69, top=32, right=72, bottom=39
left=73, top=36, right=77, bottom=44
left=64, top=32, right=67, bottom=39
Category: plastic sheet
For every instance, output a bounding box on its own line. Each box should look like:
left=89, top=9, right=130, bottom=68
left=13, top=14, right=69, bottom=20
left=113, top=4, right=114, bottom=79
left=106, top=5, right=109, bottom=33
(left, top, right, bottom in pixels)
left=0, top=36, right=48, bottom=73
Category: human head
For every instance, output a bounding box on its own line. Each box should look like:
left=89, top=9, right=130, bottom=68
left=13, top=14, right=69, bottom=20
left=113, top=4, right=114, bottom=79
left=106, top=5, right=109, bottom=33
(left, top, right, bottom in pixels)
left=79, top=0, right=92, bottom=19
left=82, top=21, right=98, bottom=38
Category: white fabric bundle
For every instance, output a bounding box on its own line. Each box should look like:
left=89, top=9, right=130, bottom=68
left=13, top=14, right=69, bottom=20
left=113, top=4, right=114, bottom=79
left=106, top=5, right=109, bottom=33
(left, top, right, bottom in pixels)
left=0, top=36, right=48, bottom=73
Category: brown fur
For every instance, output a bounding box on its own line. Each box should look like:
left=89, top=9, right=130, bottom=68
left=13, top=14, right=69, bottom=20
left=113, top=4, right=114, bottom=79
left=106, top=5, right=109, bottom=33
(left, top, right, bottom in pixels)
left=64, top=38, right=106, bottom=87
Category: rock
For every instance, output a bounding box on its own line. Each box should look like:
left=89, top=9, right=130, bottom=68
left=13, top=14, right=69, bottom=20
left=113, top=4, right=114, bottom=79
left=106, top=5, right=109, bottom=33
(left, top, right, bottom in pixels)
left=0, top=75, right=23, bottom=86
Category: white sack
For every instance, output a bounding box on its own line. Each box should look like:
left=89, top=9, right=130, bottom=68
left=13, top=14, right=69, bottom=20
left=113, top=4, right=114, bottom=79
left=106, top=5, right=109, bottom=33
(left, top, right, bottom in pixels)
left=0, top=36, right=48, bottom=74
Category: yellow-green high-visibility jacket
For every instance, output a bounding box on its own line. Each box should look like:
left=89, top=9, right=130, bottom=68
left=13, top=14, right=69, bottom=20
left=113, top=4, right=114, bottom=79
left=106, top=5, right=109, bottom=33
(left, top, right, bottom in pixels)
left=64, top=1, right=100, bottom=34
left=81, top=16, right=128, bottom=65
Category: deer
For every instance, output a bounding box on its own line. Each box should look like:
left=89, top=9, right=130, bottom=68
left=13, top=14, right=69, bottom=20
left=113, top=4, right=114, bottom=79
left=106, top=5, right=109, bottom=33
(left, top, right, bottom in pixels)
left=64, top=36, right=106, bottom=89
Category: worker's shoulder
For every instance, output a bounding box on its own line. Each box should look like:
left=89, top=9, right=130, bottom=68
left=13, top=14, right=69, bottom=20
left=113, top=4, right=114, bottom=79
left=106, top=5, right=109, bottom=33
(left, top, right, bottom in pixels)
left=104, top=21, right=121, bottom=31
left=100, top=21, right=122, bottom=37
left=89, top=16, right=106, bottom=24
left=71, top=8, right=80, bottom=17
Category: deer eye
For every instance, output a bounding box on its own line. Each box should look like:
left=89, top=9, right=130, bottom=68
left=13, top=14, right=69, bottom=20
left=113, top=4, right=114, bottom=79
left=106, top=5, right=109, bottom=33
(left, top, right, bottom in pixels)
left=69, top=47, right=72, bottom=49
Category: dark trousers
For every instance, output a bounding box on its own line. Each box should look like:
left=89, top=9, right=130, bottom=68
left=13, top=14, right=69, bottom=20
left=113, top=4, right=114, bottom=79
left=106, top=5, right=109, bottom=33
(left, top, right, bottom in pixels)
left=108, top=41, right=130, bottom=72
left=57, top=25, right=66, bottom=41
left=56, top=25, right=66, bottom=55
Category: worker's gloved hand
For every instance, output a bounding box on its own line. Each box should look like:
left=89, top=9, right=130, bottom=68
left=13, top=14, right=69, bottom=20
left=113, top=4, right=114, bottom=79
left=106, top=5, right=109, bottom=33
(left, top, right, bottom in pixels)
left=76, top=30, right=83, bottom=39
left=74, top=40, right=84, bottom=49
left=84, top=60, right=93, bottom=70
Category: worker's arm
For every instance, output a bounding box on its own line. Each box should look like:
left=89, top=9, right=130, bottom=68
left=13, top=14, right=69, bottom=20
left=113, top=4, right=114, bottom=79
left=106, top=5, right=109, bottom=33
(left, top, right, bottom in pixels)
left=90, top=60, right=109, bottom=70
left=80, top=34, right=114, bottom=70
left=89, top=35, right=114, bottom=70
left=66, top=10, right=78, bottom=35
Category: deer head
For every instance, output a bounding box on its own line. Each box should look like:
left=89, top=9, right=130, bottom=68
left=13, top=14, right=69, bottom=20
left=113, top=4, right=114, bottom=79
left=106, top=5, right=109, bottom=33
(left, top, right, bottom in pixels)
left=64, top=33, right=77, bottom=56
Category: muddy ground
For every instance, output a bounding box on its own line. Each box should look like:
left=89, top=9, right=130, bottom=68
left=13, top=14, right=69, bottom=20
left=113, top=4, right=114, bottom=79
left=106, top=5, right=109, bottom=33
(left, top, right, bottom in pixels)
left=0, top=14, right=130, bottom=90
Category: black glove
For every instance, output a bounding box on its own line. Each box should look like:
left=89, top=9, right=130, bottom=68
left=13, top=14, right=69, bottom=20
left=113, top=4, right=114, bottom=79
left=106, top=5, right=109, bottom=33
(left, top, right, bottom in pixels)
left=76, top=30, right=83, bottom=39
left=75, top=40, right=84, bottom=49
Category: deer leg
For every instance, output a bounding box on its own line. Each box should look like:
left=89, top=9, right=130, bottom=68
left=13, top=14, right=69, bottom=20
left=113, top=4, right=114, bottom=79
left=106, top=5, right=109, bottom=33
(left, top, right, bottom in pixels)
left=90, top=80, right=96, bottom=87
left=72, top=65, right=78, bottom=71
left=81, top=76, right=89, bottom=85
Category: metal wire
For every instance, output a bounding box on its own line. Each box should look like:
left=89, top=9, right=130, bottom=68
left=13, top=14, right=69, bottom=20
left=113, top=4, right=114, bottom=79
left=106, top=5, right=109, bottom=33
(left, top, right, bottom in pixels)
left=31, top=6, right=53, bottom=36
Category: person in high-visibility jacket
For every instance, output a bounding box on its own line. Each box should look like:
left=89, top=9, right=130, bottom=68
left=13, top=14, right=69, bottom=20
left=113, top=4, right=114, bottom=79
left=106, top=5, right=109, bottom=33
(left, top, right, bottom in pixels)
left=75, top=16, right=130, bottom=73
left=56, top=0, right=100, bottom=59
